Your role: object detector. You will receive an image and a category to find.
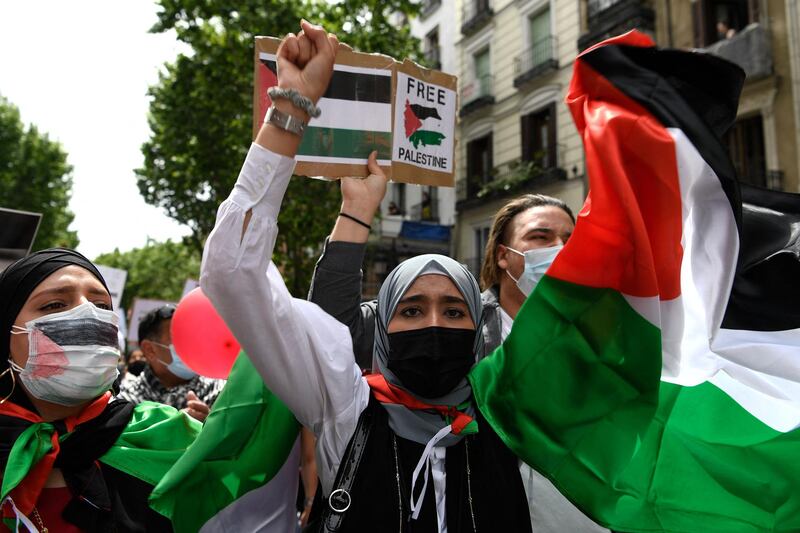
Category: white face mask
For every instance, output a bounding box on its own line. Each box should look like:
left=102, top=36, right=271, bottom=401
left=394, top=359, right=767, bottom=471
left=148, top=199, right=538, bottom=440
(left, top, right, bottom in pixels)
left=505, top=244, right=563, bottom=297
left=9, top=301, right=120, bottom=406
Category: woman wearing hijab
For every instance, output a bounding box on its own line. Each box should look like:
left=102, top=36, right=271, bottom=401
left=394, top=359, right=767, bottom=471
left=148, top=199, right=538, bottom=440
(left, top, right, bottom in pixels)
left=0, top=248, right=200, bottom=532
left=201, top=21, right=530, bottom=531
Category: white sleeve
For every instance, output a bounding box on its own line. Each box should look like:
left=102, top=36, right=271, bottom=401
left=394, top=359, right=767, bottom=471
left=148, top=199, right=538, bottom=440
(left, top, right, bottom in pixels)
left=200, top=143, right=370, bottom=493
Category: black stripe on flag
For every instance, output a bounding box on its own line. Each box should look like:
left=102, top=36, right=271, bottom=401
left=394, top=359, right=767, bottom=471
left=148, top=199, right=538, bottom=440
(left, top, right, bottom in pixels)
left=722, top=184, right=800, bottom=331
left=261, top=59, right=391, bottom=104
left=580, top=45, right=745, bottom=233
left=38, top=318, right=118, bottom=347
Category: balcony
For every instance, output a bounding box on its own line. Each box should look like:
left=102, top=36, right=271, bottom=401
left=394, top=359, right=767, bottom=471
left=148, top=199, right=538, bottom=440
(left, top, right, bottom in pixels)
left=457, top=160, right=567, bottom=210
left=461, top=0, right=493, bottom=36
left=424, top=48, right=442, bottom=71
left=410, top=200, right=439, bottom=222
left=460, top=75, right=494, bottom=117
left=421, top=0, right=441, bottom=18
left=578, top=0, right=654, bottom=51
left=514, top=36, right=559, bottom=87
left=703, top=23, right=772, bottom=81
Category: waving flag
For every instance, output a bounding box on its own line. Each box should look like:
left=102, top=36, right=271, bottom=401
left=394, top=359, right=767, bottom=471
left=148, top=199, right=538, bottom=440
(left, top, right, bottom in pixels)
left=469, top=31, right=800, bottom=532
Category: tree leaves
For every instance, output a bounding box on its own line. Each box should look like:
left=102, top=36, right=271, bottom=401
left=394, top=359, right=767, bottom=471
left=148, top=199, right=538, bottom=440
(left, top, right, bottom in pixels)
left=138, top=0, right=422, bottom=296
left=0, top=96, right=78, bottom=250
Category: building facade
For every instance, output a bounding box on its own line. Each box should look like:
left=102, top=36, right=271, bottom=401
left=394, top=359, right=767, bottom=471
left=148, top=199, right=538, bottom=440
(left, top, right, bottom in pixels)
left=452, top=0, right=587, bottom=277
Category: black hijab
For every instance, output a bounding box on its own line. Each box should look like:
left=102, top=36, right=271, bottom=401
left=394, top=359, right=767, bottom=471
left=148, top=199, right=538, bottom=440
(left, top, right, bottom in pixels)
left=0, top=248, right=110, bottom=406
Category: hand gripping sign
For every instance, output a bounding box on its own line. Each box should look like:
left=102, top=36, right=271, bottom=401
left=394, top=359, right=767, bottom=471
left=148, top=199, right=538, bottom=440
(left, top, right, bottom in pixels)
left=254, top=37, right=458, bottom=187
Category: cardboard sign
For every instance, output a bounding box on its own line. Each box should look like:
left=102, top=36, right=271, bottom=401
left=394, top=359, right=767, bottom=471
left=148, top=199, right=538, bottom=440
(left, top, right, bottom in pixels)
left=127, top=298, right=175, bottom=343
left=0, top=208, right=42, bottom=271
left=96, top=264, right=128, bottom=311
left=253, top=37, right=457, bottom=187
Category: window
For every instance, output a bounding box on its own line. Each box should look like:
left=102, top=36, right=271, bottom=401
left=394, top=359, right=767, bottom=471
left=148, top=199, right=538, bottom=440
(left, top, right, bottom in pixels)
left=474, top=48, right=491, bottom=97
left=529, top=8, right=551, bottom=45
left=425, top=28, right=441, bottom=70
left=391, top=183, right=406, bottom=214
left=693, top=0, right=759, bottom=46
left=725, top=114, right=766, bottom=187
left=467, top=133, right=493, bottom=195
left=521, top=104, right=557, bottom=168
left=473, top=226, right=491, bottom=275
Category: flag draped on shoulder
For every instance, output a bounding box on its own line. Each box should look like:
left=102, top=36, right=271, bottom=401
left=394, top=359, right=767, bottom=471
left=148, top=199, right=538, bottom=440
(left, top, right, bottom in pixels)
left=469, top=31, right=800, bottom=532
left=149, top=353, right=299, bottom=533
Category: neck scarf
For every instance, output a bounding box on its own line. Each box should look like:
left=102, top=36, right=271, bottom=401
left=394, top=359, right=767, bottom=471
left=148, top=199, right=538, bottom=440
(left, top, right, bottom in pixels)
left=0, top=393, right=134, bottom=530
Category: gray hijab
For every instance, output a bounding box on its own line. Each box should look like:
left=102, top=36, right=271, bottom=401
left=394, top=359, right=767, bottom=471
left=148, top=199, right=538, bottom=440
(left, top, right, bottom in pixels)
left=373, top=254, right=484, bottom=446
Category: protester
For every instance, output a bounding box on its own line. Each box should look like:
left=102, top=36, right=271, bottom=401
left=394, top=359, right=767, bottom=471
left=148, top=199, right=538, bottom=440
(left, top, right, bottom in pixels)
left=0, top=248, right=200, bottom=531
left=118, top=304, right=225, bottom=422
left=202, top=21, right=531, bottom=531
left=125, top=347, right=146, bottom=376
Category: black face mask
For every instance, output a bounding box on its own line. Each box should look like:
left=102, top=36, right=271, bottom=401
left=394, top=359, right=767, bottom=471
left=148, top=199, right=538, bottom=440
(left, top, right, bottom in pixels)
left=127, top=360, right=147, bottom=376
left=387, top=326, right=476, bottom=399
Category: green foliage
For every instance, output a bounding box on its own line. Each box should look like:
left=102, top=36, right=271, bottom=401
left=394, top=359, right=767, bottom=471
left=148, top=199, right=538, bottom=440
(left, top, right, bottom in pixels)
left=476, top=159, right=544, bottom=199
left=94, top=238, right=201, bottom=311
left=0, top=96, right=78, bottom=250
left=138, top=0, right=421, bottom=295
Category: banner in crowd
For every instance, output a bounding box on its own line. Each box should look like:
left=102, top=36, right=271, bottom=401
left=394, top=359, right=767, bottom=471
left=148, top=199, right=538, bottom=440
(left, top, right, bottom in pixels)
left=127, top=297, right=176, bottom=343
left=96, top=264, right=128, bottom=311
left=253, top=37, right=457, bottom=187
left=0, top=208, right=41, bottom=272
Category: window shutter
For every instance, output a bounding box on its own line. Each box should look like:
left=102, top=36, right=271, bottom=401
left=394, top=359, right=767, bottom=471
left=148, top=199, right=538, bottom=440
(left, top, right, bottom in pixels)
left=521, top=113, right=532, bottom=162
left=547, top=103, right=557, bottom=168
left=692, top=0, right=707, bottom=47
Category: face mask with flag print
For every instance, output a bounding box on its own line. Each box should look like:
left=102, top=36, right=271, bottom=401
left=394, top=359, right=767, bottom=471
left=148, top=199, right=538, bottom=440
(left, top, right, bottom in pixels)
left=9, top=301, right=120, bottom=406
left=505, top=244, right=563, bottom=296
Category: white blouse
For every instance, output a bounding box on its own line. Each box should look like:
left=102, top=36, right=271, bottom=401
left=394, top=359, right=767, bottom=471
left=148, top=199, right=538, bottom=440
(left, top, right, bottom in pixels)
left=201, top=143, right=449, bottom=532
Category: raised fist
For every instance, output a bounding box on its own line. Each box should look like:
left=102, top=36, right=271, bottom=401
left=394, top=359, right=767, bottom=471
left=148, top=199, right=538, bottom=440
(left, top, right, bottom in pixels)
left=276, top=20, right=339, bottom=105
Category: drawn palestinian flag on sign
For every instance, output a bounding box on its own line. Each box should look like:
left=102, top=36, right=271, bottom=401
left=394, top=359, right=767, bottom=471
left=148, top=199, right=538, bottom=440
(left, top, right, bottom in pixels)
left=403, top=100, right=446, bottom=149
left=258, top=53, right=392, bottom=165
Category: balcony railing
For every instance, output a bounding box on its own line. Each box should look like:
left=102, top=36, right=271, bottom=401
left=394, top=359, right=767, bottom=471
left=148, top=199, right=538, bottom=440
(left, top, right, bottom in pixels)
left=578, top=0, right=654, bottom=51
left=421, top=0, right=441, bottom=17
left=703, top=23, right=772, bottom=81
left=460, top=75, right=494, bottom=117
left=410, top=200, right=439, bottom=222
left=514, top=36, right=559, bottom=87
left=461, top=0, right=493, bottom=35
left=424, top=48, right=442, bottom=71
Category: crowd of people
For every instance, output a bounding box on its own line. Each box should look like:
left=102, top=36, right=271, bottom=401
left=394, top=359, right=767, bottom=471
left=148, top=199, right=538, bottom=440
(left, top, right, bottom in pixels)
left=0, top=18, right=766, bottom=533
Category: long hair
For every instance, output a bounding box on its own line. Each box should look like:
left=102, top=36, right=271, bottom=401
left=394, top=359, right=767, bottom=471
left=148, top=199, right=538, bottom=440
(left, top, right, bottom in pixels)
left=479, top=194, right=575, bottom=291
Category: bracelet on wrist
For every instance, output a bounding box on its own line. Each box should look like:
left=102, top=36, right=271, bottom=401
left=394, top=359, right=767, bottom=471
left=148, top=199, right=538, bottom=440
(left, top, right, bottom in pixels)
left=268, top=87, right=322, bottom=119
left=338, top=212, right=371, bottom=230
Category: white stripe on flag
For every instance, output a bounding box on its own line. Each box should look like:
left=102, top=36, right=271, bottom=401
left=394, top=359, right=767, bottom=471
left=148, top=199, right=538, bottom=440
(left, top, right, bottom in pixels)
left=310, top=98, right=391, bottom=132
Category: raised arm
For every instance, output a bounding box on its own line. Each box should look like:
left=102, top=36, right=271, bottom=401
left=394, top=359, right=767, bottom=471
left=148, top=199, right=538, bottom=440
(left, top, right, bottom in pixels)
left=307, top=154, right=387, bottom=368
left=201, top=22, right=368, bottom=449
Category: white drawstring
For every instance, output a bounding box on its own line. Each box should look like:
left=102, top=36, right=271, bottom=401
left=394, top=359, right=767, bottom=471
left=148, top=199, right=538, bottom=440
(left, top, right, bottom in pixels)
left=409, top=424, right=453, bottom=521
left=2, top=497, right=39, bottom=533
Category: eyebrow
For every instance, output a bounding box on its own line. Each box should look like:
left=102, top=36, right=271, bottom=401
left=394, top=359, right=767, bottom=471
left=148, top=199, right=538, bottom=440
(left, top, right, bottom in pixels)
left=29, top=285, right=110, bottom=301
left=397, top=294, right=467, bottom=305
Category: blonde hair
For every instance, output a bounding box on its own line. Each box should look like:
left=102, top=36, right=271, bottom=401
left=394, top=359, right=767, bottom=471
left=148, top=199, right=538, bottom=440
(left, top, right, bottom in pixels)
left=479, top=194, right=574, bottom=290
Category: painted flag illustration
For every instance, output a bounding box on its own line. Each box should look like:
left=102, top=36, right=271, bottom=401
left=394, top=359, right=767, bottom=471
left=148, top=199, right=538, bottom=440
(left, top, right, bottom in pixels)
left=403, top=99, right=446, bottom=149
left=149, top=353, right=299, bottom=533
left=469, top=30, right=800, bottom=533
left=259, top=53, right=392, bottom=165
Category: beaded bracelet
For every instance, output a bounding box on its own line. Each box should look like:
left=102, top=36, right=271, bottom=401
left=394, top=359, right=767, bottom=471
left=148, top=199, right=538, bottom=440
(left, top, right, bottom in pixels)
left=267, top=87, right=322, bottom=119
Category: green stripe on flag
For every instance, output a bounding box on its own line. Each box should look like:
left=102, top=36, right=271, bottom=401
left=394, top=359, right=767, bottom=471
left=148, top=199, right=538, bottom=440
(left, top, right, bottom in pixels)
left=297, top=127, right=391, bottom=160
left=148, top=353, right=299, bottom=533
left=469, top=275, right=800, bottom=532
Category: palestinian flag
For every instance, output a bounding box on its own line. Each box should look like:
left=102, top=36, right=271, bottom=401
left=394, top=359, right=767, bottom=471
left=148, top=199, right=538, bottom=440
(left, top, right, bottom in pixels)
left=404, top=100, right=446, bottom=149
left=149, top=353, right=299, bottom=533
left=469, top=31, right=800, bottom=532
left=258, top=53, right=392, bottom=165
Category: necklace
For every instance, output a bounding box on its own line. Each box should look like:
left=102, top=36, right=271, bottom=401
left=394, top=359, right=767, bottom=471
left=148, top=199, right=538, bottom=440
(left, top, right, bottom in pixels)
left=31, top=507, right=49, bottom=533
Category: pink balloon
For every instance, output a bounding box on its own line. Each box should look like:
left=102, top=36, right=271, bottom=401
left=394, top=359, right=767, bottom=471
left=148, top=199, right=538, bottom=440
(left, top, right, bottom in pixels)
left=171, top=287, right=240, bottom=379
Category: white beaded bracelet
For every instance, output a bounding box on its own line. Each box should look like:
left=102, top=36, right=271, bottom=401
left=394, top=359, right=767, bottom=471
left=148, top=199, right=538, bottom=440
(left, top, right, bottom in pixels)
left=267, top=87, right=322, bottom=118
